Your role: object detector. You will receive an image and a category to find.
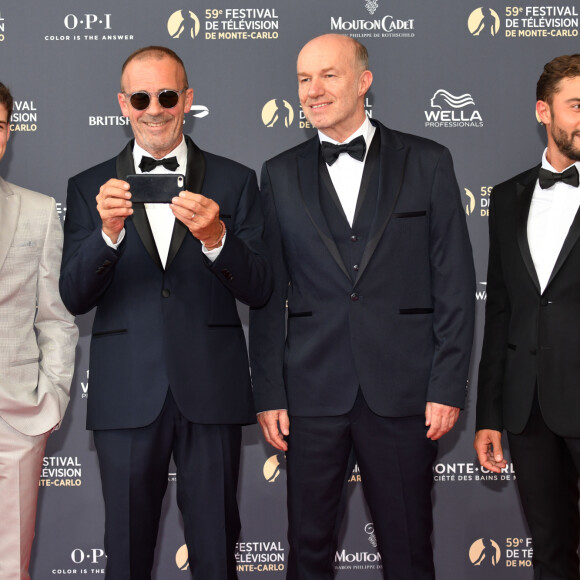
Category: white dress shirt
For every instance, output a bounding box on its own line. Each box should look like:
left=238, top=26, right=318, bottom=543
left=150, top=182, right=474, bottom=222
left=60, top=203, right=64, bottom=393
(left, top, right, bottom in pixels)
left=103, top=137, right=224, bottom=265
left=527, top=150, right=580, bottom=293
left=319, top=117, right=376, bottom=226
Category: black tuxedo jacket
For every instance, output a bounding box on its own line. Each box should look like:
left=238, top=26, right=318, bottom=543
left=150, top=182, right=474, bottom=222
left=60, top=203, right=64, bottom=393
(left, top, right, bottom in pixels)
left=477, top=164, right=580, bottom=437
left=60, top=137, right=271, bottom=430
left=250, top=120, right=475, bottom=417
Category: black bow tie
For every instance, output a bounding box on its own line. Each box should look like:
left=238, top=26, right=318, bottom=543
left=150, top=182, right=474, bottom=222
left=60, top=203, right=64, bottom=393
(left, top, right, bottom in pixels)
left=538, top=165, right=579, bottom=189
left=320, top=136, right=366, bottom=166
left=138, top=155, right=179, bottom=173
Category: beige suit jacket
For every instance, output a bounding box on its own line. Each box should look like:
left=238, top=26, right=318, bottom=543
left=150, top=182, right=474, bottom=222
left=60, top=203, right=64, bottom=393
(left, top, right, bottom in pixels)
left=0, top=177, right=77, bottom=436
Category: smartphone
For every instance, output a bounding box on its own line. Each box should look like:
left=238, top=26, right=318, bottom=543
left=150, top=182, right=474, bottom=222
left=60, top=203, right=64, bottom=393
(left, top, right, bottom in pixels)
left=127, top=174, right=185, bottom=203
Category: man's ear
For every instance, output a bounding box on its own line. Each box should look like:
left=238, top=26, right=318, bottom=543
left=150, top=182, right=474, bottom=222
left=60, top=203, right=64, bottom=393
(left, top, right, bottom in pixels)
left=359, top=70, right=373, bottom=97
left=536, top=100, right=551, bottom=126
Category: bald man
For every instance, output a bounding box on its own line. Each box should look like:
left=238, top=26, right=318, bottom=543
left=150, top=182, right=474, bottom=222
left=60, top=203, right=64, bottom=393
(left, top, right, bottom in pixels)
left=251, top=34, right=475, bottom=579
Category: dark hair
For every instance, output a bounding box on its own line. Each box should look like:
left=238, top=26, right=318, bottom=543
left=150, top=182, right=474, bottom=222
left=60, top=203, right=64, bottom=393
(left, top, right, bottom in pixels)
left=121, top=46, right=189, bottom=91
left=0, top=82, right=14, bottom=120
left=537, top=54, right=580, bottom=104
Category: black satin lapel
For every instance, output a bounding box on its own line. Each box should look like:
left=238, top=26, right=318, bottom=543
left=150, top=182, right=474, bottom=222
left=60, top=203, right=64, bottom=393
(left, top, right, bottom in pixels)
left=546, top=204, right=580, bottom=289
left=355, top=132, right=406, bottom=285
left=297, top=139, right=350, bottom=280
left=115, top=140, right=135, bottom=180
left=166, top=136, right=206, bottom=269
left=183, top=135, right=206, bottom=194
left=515, top=179, right=541, bottom=293
left=116, top=141, right=163, bottom=270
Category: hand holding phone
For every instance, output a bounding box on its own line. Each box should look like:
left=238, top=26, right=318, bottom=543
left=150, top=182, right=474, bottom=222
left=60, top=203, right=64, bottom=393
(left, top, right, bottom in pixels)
left=96, top=178, right=133, bottom=243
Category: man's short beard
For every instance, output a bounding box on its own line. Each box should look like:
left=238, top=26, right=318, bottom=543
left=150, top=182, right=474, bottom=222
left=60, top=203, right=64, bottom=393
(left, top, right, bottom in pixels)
left=551, top=124, right=580, bottom=162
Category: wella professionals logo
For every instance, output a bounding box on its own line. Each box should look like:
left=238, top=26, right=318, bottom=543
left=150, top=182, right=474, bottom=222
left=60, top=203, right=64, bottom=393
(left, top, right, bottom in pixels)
left=424, top=89, right=483, bottom=128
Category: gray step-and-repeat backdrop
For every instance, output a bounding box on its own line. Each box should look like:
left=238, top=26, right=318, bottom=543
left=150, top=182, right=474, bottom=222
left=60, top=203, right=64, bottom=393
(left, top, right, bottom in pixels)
left=1, top=1, right=578, bottom=577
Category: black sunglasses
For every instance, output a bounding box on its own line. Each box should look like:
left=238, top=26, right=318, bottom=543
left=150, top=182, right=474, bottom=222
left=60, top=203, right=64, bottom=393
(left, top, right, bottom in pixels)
left=124, top=89, right=186, bottom=111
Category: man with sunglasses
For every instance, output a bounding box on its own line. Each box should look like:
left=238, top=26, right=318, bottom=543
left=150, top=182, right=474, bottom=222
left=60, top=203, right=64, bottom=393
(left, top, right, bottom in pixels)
left=60, top=46, right=271, bottom=579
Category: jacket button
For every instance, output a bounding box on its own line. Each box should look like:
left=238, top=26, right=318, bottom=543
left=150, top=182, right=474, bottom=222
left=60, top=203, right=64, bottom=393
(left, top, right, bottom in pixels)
left=353, top=264, right=359, bottom=271
left=540, top=297, right=549, bottom=306
left=350, top=292, right=359, bottom=302
left=162, top=289, right=171, bottom=298
left=350, top=235, right=358, bottom=242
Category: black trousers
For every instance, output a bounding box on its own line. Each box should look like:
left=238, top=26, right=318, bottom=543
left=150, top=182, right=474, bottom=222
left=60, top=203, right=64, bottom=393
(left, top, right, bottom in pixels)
left=508, top=393, right=580, bottom=580
left=286, top=390, right=438, bottom=580
left=93, top=389, right=241, bottom=580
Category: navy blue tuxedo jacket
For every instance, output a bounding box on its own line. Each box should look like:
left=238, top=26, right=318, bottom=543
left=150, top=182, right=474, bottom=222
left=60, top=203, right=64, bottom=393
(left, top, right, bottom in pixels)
left=477, top=165, right=580, bottom=437
left=60, top=137, right=271, bottom=430
left=250, top=120, right=475, bottom=417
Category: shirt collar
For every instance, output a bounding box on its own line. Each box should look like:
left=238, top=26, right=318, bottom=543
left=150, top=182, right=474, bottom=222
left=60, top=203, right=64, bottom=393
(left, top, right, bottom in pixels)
left=133, top=137, right=187, bottom=173
left=318, top=117, right=375, bottom=151
left=541, top=147, right=580, bottom=174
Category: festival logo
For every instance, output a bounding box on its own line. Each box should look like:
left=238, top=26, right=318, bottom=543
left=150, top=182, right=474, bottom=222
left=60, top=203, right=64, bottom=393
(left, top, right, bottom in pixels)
left=470, top=537, right=533, bottom=569
left=348, top=462, right=361, bottom=483
left=504, top=5, right=578, bottom=39
left=464, top=185, right=493, bottom=217
left=40, top=456, right=82, bottom=487
left=262, top=99, right=294, bottom=128
left=168, top=10, right=200, bottom=40
left=236, top=540, right=286, bottom=573
left=80, top=369, right=89, bottom=399
left=468, top=8, right=501, bottom=36
left=263, top=453, right=285, bottom=482
left=10, top=99, right=37, bottom=133
left=178, top=8, right=279, bottom=41
left=463, top=188, right=476, bottom=216
left=469, top=538, right=501, bottom=567
left=176, top=544, right=190, bottom=571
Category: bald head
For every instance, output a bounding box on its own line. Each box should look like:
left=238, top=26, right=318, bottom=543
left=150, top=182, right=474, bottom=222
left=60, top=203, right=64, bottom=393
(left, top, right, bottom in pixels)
left=298, top=34, right=369, bottom=76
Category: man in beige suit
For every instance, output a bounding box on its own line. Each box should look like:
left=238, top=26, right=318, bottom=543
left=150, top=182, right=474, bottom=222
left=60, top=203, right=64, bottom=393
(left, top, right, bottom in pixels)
left=0, top=81, right=78, bottom=579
